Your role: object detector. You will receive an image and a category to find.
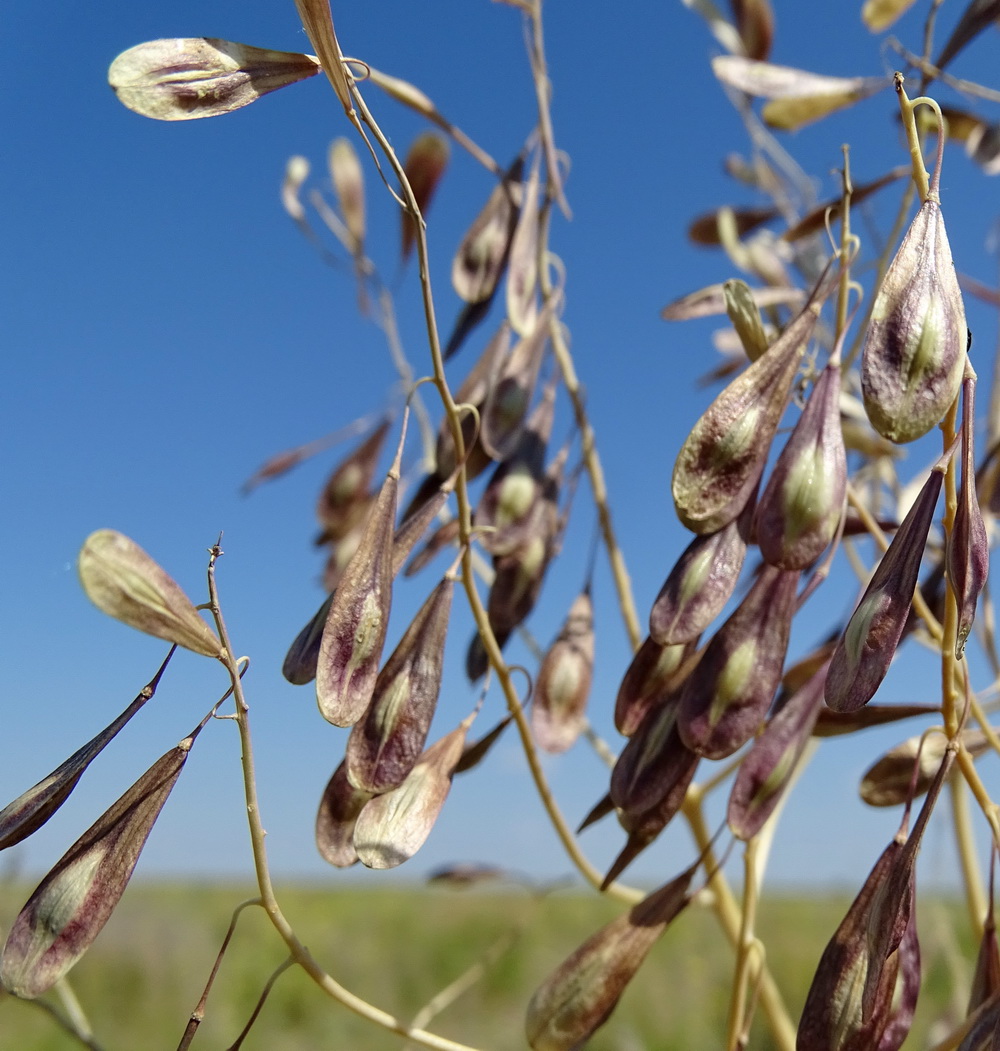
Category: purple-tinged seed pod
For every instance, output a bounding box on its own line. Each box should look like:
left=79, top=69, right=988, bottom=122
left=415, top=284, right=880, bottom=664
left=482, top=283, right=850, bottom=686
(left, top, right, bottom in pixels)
left=346, top=577, right=453, bottom=794
left=532, top=589, right=595, bottom=754
left=314, top=420, right=389, bottom=546
left=949, top=369, right=989, bottom=657
left=727, top=660, right=828, bottom=840
left=860, top=191, right=966, bottom=444
left=672, top=270, right=835, bottom=534
left=678, top=564, right=799, bottom=760
left=825, top=458, right=947, bottom=713
left=614, top=635, right=693, bottom=737
left=756, top=362, right=847, bottom=570
left=649, top=493, right=753, bottom=644
left=315, top=761, right=373, bottom=869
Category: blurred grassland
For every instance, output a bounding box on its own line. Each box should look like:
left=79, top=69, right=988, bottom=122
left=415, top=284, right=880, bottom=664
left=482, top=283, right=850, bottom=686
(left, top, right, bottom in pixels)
left=0, top=881, right=980, bottom=1050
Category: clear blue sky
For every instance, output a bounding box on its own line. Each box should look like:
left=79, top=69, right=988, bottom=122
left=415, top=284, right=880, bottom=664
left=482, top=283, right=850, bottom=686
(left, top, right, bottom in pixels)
left=3, top=0, right=999, bottom=893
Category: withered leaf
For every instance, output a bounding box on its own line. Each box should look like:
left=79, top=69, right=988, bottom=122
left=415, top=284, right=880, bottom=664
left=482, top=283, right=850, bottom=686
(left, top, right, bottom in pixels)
left=109, top=39, right=321, bottom=121
left=78, top=530, right=222, bottom=658
left=353, top=715, right=471, bottom=869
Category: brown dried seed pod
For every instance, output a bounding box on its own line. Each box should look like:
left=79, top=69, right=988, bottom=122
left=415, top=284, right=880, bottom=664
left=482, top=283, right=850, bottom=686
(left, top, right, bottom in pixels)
left=678, top=564, right=799, bottom=760
left=506, top=154, right=542, bottom=336
left=755, top=362, right=847, bottom=570
left=345, top=578, right=453, bottom=794
left=401, top=132, right=450, bottom=262
left=328, top=136, right=365, bottom=254
left=525, top=865, right=697, bottom=1051
left=532, top=589, right=595, bottom=754
left=314, top=421, right=388, bottom=545
left=860, top=729, right=987, bottom=808
left=825, top=461, right=945, bottom=713
left=452, top=157, right=523, bottom=304
left=730, top=0, right=774, bottom=60
left=315, top=761, right=374, bottom=869
left=860, top=193, right=967, bottom=444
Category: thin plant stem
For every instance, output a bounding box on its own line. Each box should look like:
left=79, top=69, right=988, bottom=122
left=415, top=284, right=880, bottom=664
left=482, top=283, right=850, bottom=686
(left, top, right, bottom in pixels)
left=176, top=897, right=261, bottom=1051
left=681, top=789, right=797, bottom=1051
left=949, top=764, right=987, bottom=937
left=225, top=956, right=295, bottom=1051
left=205, top=544, right=481, bottom=1051
left=725, top=837, right=762, bottom=1051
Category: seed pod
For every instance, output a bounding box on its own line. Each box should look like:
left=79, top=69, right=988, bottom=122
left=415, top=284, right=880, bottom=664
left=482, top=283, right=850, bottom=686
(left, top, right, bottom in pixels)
left=949, top=371, right=989, bottom=657
left=649, top=496, right=753, bottom=644
left=78, top=530, right=222, bottom=658
left=506, top=155, right=542, bottom=336
left=678, top=564, right=799, bottom=760
left=315, top=421, right=389, bottom=545
left=860, top=729, right=987, bottom=807
left=281, top=155, right=309, bottom=223
left=401, top=132, right=450, bottom=262
left=353, top=715, right=472, bottom=869
left=481, top=298, right=555, bottom=461
left=756, top=363, right=847, bottom=569
left=328, top=136, right=365, bottom=254
left=672, top=280, right=828, bottom=534
left=610, top=694, right=699, bottom=822
left=861, top=195, right=966, bottom=444
left=404, top=519, right=461, bottom=578
left=454, top=714, right=513, bottom=774
left=957, top=992, right=1000, bottom=1051
left=532, top=589, right=595, bottom=754
left=798, top=754, right=950, bottom=1051
left=878, top=905, right=921, bottom=1051
left=661, top=282, right=804, bottom=321
left=577, top=792, right=616, bottom=833
left=730, top=0, right=774, bottom=61
left=614, top=635, right=692, bottom=737
left=452, top=158, right=523, bottom=304
left=968, top=874, right=1000, bottom=1014
left=825, top=462, right=945, bottom=712
left=727, top=659, right=827, bottom=840
left=525, top=865, right=696, bottom=1051
left=108, top=38, right=321, bottom=122
left=477, top=380, right=555, bottom=556
left=316, top=422, right=405, bottom=725
left=315, top=761, right=374, bottom=869
left=0, top=736, right=195, bottom=998
left=345, top=578, right=453, bottom=793
left=0, top=653, right=173, bottom=852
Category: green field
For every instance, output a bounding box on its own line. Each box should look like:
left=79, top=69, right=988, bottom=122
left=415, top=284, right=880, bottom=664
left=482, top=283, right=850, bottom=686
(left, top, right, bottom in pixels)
left=0, top=882, right=980, bottom=1050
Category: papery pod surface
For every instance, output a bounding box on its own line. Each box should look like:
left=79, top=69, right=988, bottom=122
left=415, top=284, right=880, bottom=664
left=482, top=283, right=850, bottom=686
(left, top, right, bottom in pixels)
left=78, top=530, right=222, bottom=658
left=401, top=132, right=450, bottom=262
left=345, top=578, right=453, bottom=793
left=825, top=465, right=943, bottom=712
left=0, top=740, right=192, bottom=998
left=678, top=564, right=799, bottom=759
left=353, top=716, right=471, bottom=869
left=328, top=136, right=365, bottom=253
left=315, top=760, right=374, bottom=868
left=532, top=589, right=595, bottom=754
left=860, top=195, right=966, bottom=444
left=756, top=362, right=847, bottom=570
left=614, top=635, right=692, bottom=737
left=672, top=285, right=827, bottom=534
left=525, top=866, right=696, bottom=1050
